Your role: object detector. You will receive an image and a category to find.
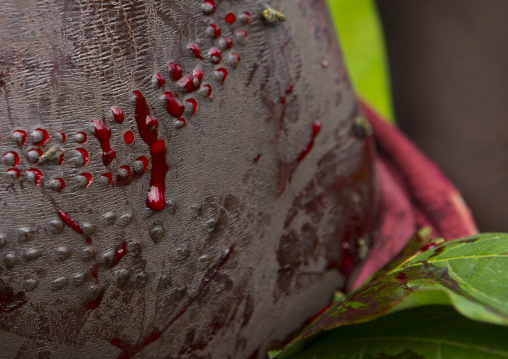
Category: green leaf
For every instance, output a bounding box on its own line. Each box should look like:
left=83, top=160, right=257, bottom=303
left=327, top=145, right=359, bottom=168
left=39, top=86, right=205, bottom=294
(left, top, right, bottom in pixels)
left=275, top=233, right=508, bottom=358
left=281, top=305, right=508, bottom=359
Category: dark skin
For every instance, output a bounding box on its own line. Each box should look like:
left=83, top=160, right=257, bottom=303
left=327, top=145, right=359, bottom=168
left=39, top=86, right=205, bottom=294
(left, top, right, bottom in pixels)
left=377, top=0, right=508, bottom=231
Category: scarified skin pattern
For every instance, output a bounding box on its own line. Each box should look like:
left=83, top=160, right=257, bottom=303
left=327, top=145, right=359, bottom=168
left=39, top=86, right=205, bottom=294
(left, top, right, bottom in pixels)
left=0, top=1, right=378, bottom=358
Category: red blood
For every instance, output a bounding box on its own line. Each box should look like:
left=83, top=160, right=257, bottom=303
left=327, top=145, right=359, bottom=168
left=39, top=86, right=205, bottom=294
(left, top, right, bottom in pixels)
left=132, top=91, right=157, bottom=145
left=286, top=82, right=294, bottom=94
left=58, top=210, right=84, bottom=235
left=187, top=44, right=203, bottom=59
left=297, top=121, right=322, bottom=163
left=13, top=130, right=27, bottom=145
left=253, top=154, right=261, bottom=163
left=209, top=48, right=221, bottom=64
left=236, top=30, right=247, bottom=39
left=225, top=13, right=235, bottom=24
left=26, top=168, right=42, bottom=186
left=162, top=92, right=185, bottom=118
left=240, top=12, right=251, bottom=24
left=85, top=291, right=104, bottom=310
left=4, top=151, right=20, bottom=166
left=59, top=153, right=64, bottom=165
left=59, top=132, right=66, bottom=142
left=111, top=106, right=124, bottom=124
left=76, top=132, right=87, bottom=143
left=29, top=148, right=43, bottom=158
left=6, top=168, right=20, bottom=178
left=167, top=62, right=183, bottom=81
left=52, top=178, right=66, bottom=191
left=186, top=99, right=197, bottom=114
left=153, top=73, right=165, bottom=87
left=76, top=148, right=89, bottom=165
left=176, top=118, right=186, bottom=127
left=209, top=24, right=221, bottom=38
left=421, top=243, right=437, bottom=251
left=223, top=36, right=232, bottom=49
left=179, top=70, right=202, bottom=92
left=0, top=278, right=27, bottom=313
left=215, top=68, right=228, bottom=82
left=80, top=173, right=93, bottom=188
left=202, top=84, right=212, bottom=97
left=229, top=52, right=240, bottom=63
left=111, top=241, right=128, bottom=268
left=146, top=140, right=169, bottom=212
left=124, top=131, right=135, bottom=144
left=101, top=173, right=113, bottom=185
left=33, top=128, right=49, bottom=146
left=132, top=91, right=169, bottom=212
left=134, top=156, right=149, bottom=174
left=92, top=120, right=116, bottom=166
left=202, top=0, right=216, bottom=14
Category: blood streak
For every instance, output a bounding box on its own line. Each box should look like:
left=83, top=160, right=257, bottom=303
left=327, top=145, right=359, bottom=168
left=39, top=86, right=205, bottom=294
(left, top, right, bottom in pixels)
left=179, top=69, right=203, bottom=92
left=111, top=245, right=234, bottom=359
left=147, top=140, right=169, bottom=212
left=297, top=121, right=322, bottom=162
left=92, top=120, right=116, bottom=166
left=133, top=91, right=169, bottom=212
left=209, top=48, right=221, bottom=64
left=209, top=24, right=221, bottom=38
left=101, top=173, right=113, bottom=185
left=162, top=92, right=185, bottom=118
left=80, top=173, right=93, bottom=188
left=111, top=106, right=124, bottom=124
left=58, top=210, right=84, bottom=235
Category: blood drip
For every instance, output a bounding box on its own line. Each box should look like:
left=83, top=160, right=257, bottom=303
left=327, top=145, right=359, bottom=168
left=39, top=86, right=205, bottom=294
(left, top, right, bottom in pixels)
left=92, top=120, right=116, bottom=166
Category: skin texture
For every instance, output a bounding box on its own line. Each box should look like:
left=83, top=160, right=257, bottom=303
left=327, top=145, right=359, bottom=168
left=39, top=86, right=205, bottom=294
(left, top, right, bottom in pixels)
left=0, top=1, right=377, bottom=358
left=377, top=0, right=508, bottom=231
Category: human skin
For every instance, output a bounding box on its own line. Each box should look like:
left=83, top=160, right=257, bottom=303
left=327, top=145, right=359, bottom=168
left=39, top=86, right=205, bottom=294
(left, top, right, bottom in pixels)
left=0, top=1, right=377, bottom=358
left=377, top=0, right=508, bottom=231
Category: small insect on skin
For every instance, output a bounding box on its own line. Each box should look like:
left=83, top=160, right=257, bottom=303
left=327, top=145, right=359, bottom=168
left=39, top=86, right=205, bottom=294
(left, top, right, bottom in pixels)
left=263, top=5, right=286, bottom=23
left=38, top=146, right=60, bottom=164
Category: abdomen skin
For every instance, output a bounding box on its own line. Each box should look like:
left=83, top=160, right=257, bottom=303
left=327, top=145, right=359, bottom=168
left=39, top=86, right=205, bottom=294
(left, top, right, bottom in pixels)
left=0, top=1, right=377, bottom=358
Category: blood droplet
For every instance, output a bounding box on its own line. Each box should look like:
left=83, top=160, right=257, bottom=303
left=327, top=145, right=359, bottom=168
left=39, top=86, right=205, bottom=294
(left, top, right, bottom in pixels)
left=168, top=63, right=183, bottom=81
left=225, top=13, right=235, bottom=24
left=26, top=168, right=42, bottom=186
left=208, top=24, right=221, bottom=38
left=134, top=156, right=149, bottom=175
left=32, top=128, right=49, bottom=146
left=111, top=106, right=124, bottom=124
left=80, top=173, right=93, bottom=188
left=111, top=241, right=128, bottom=268
left=101, top=173, right=113, bottom=185
left=186, top=99, right=197, bottom=114
left=13, top=130, right=27, bottom=146
left=223, top=37, right=232, bottom=49
left=188, top=44, right=203, bottom=59
left=4, top=152, right=20, bottom=166
left=162, top=92, right=185, bottom=118
left=92, top=120, right=116, bottom=166
left=209, top=48, right=221, bottom=64
left=153, top=73, right=165, bottom=87
left=124, top=131, right=135, bottom=144
left=215, top=68, right=228, bottom=83
left=76, top=148, right=89, bottom=165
